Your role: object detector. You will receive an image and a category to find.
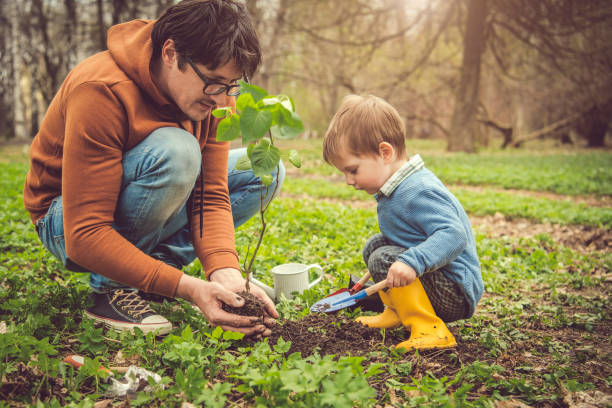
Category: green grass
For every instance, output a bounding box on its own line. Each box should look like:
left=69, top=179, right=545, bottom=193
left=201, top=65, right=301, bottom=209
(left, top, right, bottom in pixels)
left=282, top=177, right=612, bottom=227
left=1, top=142, right=610, bottom=406
left=281, top=139, right=612, bottom=195
left=425, top=153, right=612, bottom=196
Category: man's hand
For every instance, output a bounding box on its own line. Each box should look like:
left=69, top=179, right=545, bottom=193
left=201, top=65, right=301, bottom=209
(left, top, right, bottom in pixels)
left=175, top=274, right=267, bottom=337
left=386, top=261, right=417, bottom=288
left=209, top=268, right=279, bottom=333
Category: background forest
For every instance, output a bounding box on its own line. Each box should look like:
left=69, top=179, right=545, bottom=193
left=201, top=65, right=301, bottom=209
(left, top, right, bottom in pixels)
left=1, top=0, right=611, bottom=151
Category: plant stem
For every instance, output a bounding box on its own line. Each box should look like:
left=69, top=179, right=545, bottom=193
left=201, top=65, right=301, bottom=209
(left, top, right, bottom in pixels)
left=244, top=192, right=267, bottom=293
left=243, top=162, right=281, bottom=293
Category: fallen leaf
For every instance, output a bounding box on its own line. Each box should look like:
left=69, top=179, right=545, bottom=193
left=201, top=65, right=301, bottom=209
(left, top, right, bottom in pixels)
left=494, top=398, right=532, bottom=407
left=93, top=400, right=113, bottom=408
left=563, top=390, right=612, bottom=408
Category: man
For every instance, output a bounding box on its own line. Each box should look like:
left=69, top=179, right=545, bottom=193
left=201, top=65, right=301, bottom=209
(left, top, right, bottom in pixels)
left=23, top=0, right=280, bottom=337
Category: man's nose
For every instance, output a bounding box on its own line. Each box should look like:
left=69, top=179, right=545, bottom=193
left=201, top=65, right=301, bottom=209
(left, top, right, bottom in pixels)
left=345, top=174, right=354, bottom=185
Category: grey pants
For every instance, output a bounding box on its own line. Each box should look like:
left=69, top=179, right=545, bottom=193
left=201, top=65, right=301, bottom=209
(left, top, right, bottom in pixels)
left=363, top=234, right=470, bottom=322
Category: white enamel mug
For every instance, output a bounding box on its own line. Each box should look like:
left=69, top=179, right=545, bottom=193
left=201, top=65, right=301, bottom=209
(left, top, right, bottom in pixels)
left=249, top=263, right=323, bottom=301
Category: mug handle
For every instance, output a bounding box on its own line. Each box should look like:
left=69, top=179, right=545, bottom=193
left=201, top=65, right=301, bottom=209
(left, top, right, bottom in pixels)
left=306, top=264, right=323, bottom=289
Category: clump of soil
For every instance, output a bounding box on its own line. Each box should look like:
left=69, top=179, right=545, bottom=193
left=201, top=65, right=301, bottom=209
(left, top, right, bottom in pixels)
left=222, top=291, right=266, bottom=324
left=267, top=313, right=407, bottom=356
left=0, top=362, right=79, bottom=404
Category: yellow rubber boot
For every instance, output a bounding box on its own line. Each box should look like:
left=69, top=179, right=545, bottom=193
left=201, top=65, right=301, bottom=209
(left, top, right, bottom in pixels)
left=389, top=279, right=457, bottom=351
left=355, top=291, right=401, bottom=329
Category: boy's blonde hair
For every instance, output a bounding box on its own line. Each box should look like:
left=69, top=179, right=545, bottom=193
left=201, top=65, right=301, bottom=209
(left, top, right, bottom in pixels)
left=323, top=94, right=407, bottom=163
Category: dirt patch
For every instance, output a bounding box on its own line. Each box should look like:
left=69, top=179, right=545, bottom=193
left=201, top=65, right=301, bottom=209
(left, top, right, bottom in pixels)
left=280, top=192, right=376, bottom=209
left=0, top=362, right=82, bottom=404
left=262, top=309, right=611, bottom=406
left=470, top=213, right=612, bottom=253
left=267, top=313, right=407, bottom=356
left=222, top=291, right=266, bottom=324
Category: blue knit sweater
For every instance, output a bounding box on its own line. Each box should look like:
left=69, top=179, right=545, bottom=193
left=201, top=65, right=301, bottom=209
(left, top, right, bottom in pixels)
left=376, top=166, right=483, bottom=317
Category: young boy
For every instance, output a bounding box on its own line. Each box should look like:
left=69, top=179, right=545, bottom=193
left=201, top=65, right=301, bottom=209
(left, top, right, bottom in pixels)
left=322, top=95, right=483, bottom=350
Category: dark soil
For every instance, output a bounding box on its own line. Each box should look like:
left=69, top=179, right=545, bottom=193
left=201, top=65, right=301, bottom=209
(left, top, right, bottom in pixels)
left=222, top=291, right=266, bottom=324
left=267, top=313, right=408, bottom=356
left=0, top=362, right=87, bottom=404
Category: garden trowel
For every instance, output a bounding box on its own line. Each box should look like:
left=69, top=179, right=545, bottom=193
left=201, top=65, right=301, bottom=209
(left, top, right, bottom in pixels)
left=310, top=279, right=388, bottom=313
left=325, top=271, right=371, bottom=298
left=324, top=271, right=384, bottom=312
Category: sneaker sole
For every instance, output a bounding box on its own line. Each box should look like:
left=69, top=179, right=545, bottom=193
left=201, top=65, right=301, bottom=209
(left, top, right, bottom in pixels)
left=83, top=310, right=172, bottom=336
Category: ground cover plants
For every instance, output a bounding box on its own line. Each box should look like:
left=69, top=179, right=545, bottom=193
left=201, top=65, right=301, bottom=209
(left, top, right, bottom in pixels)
left=1, top=140, right=610, bottom=407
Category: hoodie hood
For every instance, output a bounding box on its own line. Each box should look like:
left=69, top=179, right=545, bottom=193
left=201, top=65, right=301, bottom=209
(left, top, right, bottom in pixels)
left=107, top=19, right=172, bottom=109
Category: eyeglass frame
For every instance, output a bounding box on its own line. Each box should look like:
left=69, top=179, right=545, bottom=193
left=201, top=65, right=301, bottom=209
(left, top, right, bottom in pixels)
left=184, top=56, right=242, bottom=96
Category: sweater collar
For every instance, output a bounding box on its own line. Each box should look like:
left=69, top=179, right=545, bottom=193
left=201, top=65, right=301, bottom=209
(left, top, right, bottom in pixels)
left=378, top=154, right=424, bottom=197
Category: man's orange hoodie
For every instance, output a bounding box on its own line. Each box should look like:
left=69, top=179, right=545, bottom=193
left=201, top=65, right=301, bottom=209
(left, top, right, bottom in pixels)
left=23, top=20, right=239, bottom=297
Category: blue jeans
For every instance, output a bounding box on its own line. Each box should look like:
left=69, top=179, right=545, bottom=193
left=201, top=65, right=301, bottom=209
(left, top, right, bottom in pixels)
left=35, top=127, right=285, bottom=292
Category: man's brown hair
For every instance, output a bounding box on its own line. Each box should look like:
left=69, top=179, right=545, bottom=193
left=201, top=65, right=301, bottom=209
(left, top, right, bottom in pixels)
left=323, top=94, right=407, bottom=163
left=151, top=0, right=261, bottom=78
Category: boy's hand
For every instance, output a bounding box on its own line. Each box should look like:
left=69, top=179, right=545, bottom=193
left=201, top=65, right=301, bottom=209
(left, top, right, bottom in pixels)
left=386, top=261, right=417, bottom=288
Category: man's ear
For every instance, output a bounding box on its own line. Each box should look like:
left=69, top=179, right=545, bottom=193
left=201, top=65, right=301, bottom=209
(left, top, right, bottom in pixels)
left=378, top=142, right=395, bottom=163
left=160, top=39, right=178, bottom=67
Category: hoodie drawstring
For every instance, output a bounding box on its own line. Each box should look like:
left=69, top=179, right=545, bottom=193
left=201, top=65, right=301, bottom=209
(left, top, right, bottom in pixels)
left=178, top=121, right=204, bottom=238
left=199, top=161, right=204, bottom=238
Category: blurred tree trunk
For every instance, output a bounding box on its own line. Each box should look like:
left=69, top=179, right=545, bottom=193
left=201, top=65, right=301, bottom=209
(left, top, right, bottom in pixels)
left=31, top=0, right=62, bottom=105
left=581, top=102, right=612, bottom=147
left=96, top=0, right=106, bottom=50
left=111, top=0, right=127, bottom=25
left=0, top=1, right=11, bottom=139
left=64, top=0, right=77, bottom=70
left=10, top=1, right=26, bottom=140
left=447, top=0, right=488, bottom=152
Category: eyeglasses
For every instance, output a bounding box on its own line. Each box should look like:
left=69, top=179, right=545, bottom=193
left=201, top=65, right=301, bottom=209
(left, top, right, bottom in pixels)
left=184, top=56, right=241, bottom=96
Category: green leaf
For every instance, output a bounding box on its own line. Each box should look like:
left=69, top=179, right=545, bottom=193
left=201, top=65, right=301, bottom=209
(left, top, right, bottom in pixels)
left=222, top=330, right=245, bottom=341
left=239, top=81, right=268, bottom=103
left=181, top=325, right=194, bottom=341
left=288, top=149, right=301, bottom=168
left=279, top=95, right=294, bottom=111
left=260, top=174, right=273, bottom=186
left=216, top=115, right=241, bottom=142
left=240, top=106, right=273, bottom=143
left=236, top=93, right=256, bottom=112
left=248, top=139, right=281, bottom=178
left=234, top=154, right=252, bottom=170
left=211, top=326, right=223, bottom=339
left=271, top=109, right=304, bottom=139
left=212, top=107, right=231, bottom=118
left=273, top=337, right=292, bottom=354
left=279, top=107, right=303, bottom=128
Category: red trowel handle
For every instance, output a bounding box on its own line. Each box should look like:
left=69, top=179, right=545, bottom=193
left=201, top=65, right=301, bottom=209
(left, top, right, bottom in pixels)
left=349, top=271, right=371, bottom=294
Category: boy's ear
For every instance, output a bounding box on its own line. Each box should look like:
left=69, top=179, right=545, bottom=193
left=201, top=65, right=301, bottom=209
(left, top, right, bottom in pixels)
left=378, top=142, right=395, bottom=163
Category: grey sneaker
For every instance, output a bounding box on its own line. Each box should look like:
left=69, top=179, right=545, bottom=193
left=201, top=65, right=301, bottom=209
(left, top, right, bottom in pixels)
left=84, top=290, right=172, bottom=335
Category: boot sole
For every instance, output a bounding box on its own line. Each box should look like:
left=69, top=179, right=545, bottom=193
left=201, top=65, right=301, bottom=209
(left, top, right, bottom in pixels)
left=396, top=335, right=457, bottom=351
left=83, top=311, right=172, bottom=336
